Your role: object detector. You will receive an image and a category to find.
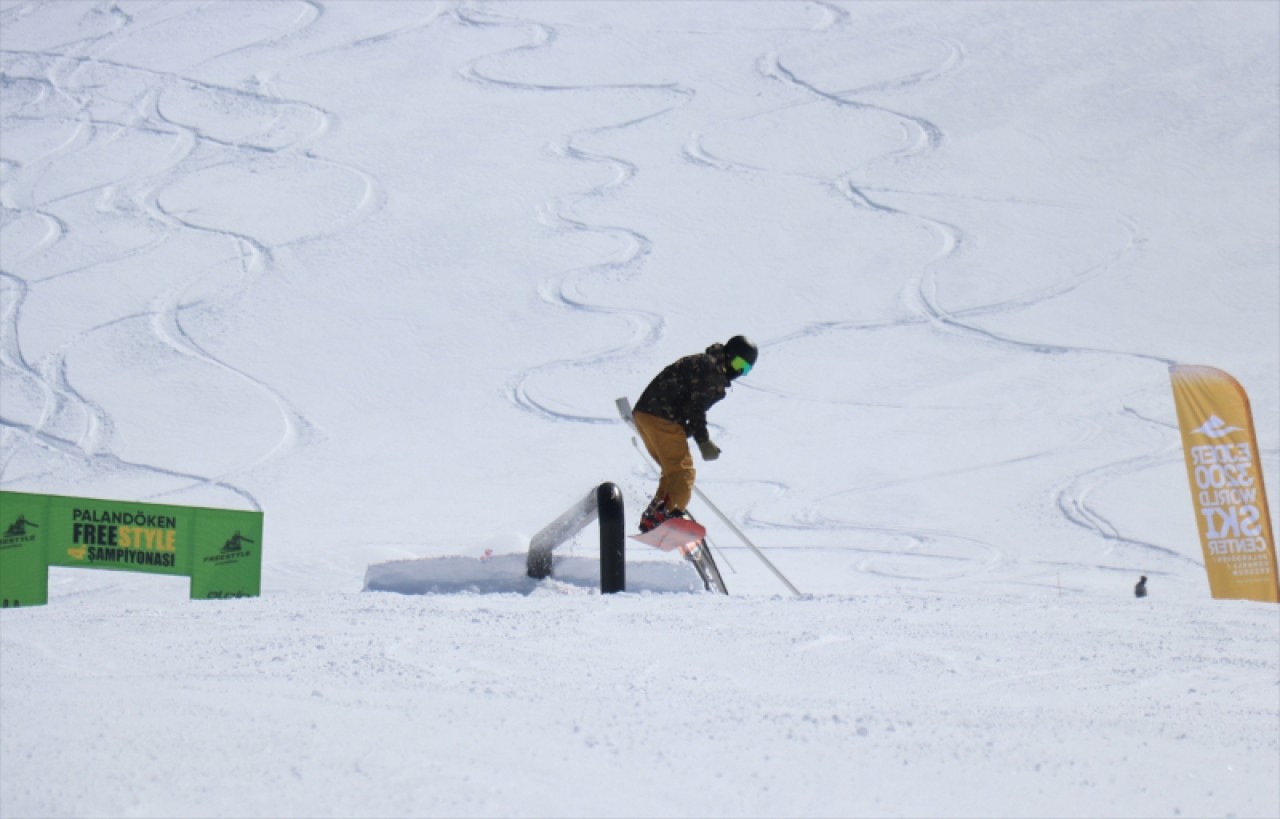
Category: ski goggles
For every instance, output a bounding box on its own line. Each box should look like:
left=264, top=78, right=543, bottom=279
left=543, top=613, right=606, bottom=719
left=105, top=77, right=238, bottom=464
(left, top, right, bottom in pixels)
left=730, top=356, right=753, bottom=376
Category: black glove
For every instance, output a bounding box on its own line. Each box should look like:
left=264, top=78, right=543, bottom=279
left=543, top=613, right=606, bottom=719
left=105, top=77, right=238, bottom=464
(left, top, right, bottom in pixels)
left=697, top=439, right=721, bottom=461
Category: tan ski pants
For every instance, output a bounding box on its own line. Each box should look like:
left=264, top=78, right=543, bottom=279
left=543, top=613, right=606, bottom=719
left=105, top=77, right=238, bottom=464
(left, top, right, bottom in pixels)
left=633, top=410, right=695, bottom=511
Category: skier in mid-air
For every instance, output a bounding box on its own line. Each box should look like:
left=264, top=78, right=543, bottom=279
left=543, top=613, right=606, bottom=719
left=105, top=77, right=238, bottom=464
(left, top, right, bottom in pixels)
left=632, top=335, right=758, bottom=533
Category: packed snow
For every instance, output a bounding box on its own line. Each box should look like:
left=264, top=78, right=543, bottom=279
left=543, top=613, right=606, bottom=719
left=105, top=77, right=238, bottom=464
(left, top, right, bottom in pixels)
left=2, top=2, right=1278, bottom=817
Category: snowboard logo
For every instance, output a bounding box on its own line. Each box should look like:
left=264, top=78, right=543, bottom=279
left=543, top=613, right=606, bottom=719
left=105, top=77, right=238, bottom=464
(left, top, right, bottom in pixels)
left=1194, top=415, right=1243, bottom=439
left=222, top=531, right=253, bottom=554
left=1, top=515, right=39, bottom=551
left=3, top=515, right=38, bottom=539
left=203, top=530, right=255, bottom=564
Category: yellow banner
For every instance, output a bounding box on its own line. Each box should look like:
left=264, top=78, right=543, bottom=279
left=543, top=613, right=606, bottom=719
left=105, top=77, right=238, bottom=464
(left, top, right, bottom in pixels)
left=1170, top=365, right=1278, bottom=603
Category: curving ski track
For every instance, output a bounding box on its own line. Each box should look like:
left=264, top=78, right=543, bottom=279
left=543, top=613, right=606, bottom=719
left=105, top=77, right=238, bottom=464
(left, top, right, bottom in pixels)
left=0, top=1, right=394, bottom=508
left=454, top=3, right=686, bottom=425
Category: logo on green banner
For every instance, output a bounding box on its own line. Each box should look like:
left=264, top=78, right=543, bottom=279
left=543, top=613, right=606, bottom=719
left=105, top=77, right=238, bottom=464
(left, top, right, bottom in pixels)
left=4, top=515, right=39, bottom=539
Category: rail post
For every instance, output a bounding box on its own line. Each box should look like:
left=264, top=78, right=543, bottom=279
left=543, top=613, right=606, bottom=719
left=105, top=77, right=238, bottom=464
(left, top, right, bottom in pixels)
left=527, top=482, right=626, bottom=594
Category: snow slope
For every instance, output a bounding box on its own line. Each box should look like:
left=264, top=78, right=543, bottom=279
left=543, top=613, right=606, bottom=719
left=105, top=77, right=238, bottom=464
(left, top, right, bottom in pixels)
left=2, top=2, right=1278, bottom=817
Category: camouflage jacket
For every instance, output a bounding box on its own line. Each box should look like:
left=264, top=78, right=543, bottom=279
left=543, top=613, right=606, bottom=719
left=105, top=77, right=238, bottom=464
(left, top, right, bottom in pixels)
left=634, top=343, right=732, bottom=443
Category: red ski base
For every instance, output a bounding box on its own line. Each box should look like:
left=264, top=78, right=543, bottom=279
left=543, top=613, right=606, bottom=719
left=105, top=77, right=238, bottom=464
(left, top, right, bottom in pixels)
left=629, top=517, right=707, bottom=555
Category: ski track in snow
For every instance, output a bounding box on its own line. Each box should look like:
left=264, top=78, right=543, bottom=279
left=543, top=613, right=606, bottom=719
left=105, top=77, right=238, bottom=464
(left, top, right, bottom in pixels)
left=453, top=3, right=684, bottom=426
left=0, top=1, right=394, bottom=507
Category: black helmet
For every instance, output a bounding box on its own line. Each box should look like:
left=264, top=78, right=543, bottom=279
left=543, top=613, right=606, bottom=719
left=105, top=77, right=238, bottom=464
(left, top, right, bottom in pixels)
left=724, top=335, right=758, bottom=375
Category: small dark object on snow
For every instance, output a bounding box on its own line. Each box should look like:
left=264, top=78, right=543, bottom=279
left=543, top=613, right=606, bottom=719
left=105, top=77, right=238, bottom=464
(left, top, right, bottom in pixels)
left=1134, top=576, right=1148, bottom=598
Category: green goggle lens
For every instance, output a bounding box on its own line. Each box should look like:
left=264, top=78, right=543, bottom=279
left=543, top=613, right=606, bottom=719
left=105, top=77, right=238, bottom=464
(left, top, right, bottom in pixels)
left=731, top=356, right=752, bottom=375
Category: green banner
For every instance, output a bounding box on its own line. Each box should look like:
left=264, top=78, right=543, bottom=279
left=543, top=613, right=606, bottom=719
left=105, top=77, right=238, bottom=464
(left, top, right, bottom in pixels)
left=0, top=491, right=262, bottom=607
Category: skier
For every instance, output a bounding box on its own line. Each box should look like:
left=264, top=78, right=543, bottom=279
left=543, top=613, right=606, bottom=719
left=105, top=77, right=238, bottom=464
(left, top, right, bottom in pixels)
left=632, top=335, right=758, bottom=533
